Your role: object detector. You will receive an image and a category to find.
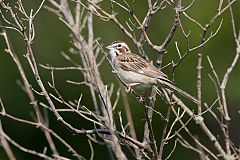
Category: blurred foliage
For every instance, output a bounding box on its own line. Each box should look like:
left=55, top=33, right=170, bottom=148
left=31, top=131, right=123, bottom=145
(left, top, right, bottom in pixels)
left=0, top=0, right=240, bottom=159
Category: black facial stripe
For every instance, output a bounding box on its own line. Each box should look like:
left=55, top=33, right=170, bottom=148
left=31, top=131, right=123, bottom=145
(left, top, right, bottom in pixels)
left=115, top=50, right=119, bottom=56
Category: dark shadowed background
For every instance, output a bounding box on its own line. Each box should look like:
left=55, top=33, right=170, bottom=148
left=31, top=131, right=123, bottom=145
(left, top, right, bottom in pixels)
left=0, top=0, right=240, bottom=159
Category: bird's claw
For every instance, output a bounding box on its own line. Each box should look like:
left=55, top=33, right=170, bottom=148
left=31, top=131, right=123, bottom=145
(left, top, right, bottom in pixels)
left=125, top=85, right=132, bottom=93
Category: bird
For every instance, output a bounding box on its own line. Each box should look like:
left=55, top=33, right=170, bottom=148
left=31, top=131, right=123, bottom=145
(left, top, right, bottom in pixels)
left=106, top=40, right=198, bottom=104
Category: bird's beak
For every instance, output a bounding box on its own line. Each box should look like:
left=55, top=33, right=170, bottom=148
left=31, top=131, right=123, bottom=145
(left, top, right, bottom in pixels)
left=106, top=45, right=112, bottom=50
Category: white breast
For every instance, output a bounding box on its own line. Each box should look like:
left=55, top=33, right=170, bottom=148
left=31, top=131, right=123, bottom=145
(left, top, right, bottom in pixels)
left=115, top=68, right=156, bottom=91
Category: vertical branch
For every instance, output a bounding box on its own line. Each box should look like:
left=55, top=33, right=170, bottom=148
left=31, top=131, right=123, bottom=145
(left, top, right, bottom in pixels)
left=143, top=101, right=158, bottom=159
left=196, top=2, right=237, bottom=159
left=120, top=85, right=138, bottom=155
left=196, top=45, right=203, bottom=114
left=86, top=1, right=101, bottom=114
left=88, top=1, right=126, bottom=159
left=156, top=1, right=181, bottom=67
left=0, top=119, right=16, bottom=160
left=137, top=0, right=167, bottom=59
left=47, top=0, right=127, bottom=159
left=142, top=1, right=181, bottom=159
left=157, top=102, right=172, bottom=160
left=1, top=28, right=59, bottom=157
left=219, top=0, right=240, bottom=154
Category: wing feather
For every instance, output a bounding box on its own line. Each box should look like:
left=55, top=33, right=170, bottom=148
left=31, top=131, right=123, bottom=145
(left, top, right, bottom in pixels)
left=117, top=54, right=172, bottom=84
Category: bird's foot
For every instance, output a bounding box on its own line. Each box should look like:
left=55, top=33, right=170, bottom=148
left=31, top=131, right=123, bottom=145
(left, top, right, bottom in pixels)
left=124, top=85, right=132, bottom=93
left=136, top=95, right=145, bottom=103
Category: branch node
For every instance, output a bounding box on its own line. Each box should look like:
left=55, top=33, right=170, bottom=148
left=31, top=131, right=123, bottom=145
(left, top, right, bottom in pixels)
left=194, top=115, right=204, bottom=125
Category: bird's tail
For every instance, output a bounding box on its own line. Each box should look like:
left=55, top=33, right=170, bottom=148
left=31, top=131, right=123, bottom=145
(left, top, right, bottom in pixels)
left=158, top=79, right=198, bottom=104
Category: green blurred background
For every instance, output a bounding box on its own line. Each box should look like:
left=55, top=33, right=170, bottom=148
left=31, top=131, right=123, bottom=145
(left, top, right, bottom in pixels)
left=0, top=0, right=240, bottom=159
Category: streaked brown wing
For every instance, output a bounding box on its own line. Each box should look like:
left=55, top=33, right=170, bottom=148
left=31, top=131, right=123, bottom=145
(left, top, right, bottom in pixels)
left=117, top=54, right=172, bottom=84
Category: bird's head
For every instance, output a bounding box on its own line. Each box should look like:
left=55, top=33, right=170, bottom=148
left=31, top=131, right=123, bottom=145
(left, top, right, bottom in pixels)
left=106, top=41, right=131, bottom=60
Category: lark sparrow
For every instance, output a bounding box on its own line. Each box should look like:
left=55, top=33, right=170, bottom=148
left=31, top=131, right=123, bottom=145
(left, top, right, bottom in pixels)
left=106, top=40, right=198, bottom=104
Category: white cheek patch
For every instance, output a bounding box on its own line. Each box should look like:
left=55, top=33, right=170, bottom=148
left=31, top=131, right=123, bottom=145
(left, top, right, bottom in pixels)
left=109, top=49, right=118, bottom=61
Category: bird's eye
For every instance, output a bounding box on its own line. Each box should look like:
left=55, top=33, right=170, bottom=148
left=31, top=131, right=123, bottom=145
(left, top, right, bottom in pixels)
left=117, top=44, right=122, bottom=48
